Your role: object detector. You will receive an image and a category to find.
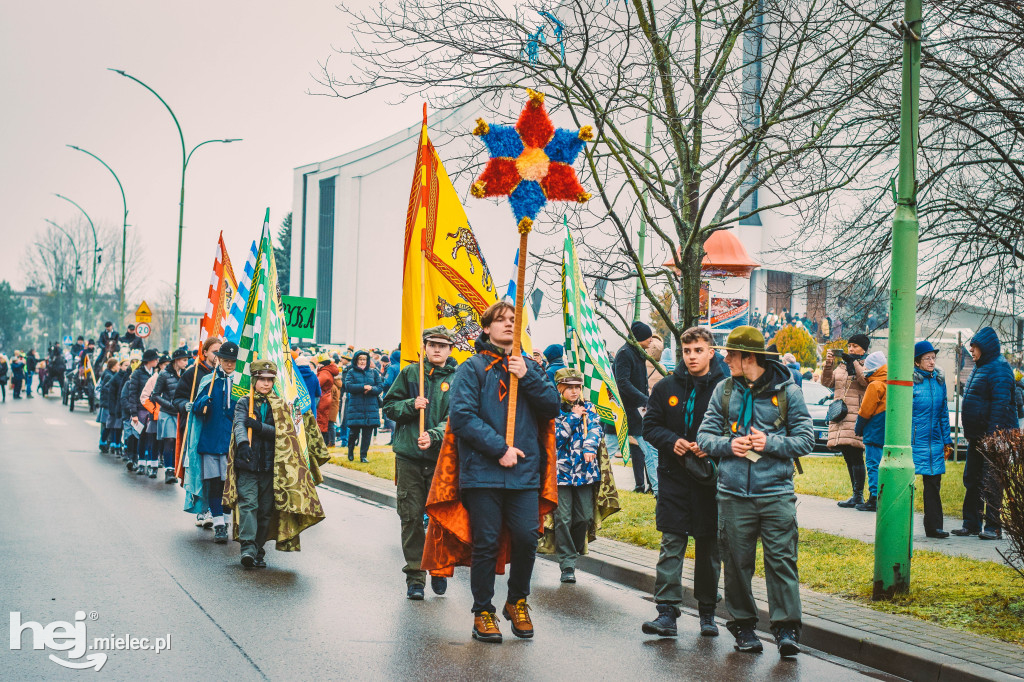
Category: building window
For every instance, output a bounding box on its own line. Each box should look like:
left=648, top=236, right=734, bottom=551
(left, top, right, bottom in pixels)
left=316, top=176, right=336, bottom=343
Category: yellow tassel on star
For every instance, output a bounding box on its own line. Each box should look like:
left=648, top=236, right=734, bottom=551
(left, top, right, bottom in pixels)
left=517, top=217, right=534, bottom=234
left=526, top=89, right=545, bottom=105
left=578, top=126, right=594, bottom=141
left=577, top=192, right=592, bottom=202
left=472, top=118, right=489, bottom=136
left=471, top=181, right=487, bottom=198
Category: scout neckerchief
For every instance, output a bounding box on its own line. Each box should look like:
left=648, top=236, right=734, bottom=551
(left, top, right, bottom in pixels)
left=683, top=385, right=697, bottom=436
left=479, top=349, right=509, bottom=403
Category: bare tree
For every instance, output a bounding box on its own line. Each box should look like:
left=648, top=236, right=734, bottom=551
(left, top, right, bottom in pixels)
left=789, top=0, right=1024, bottom=334
left=317, top=0, right=899, bottom=360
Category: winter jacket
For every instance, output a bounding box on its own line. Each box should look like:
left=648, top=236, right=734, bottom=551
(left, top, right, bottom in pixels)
left=821, top=355, right=867, bottom=450
left=316, top=363, right=340, bottom=432
left=785, top=362, right=803, bottom=387
left=613, top=343, right=650, bottom=436
left=855, top=366, right=887, bottom=446
left=11, top=360, right=24, bottom=380
left=697, top=359, right=814, bottom=498
left=383, top=349, right=402, bottom=394
left=545, top=358, right=566, bottom=387
left=172, top=361, right=215, bottom=414
left=912, top=367, right=951, bottom=476
left=962, top=326, right=1018, bottom=440
left=26, top=353, right=38, bottom=373
left=448, top=335, right=561, bottom=490
left=555, top=400, right=602, bottom=486
left=343, top=352, right=383, bottom=427
left=105, top=368, right=128, bottom=418
left=191, top=367, right=237, bottom=455
left=383, top=356, right=458, bottom=463
left=120, top=332, right=144, bottom=350
left=95, top=369, right=114, bottom=403
left=644, top=359, right=725, bottom=537
left=127, top=365, right=155, bottom=416
left=98, top=330, right=118, bottom=350
left=296, top=364, right=321, bottom=415
left=232, top=394, right=276, bottom=472
left=118, top=373, right=134, bottom=425
left=152, top=368, right=181, bottom=416
left=0, top=361, right=8, bottom=381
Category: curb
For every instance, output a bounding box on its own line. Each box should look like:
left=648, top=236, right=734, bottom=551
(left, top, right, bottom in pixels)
left=319, top=469, right=1021, bottom=682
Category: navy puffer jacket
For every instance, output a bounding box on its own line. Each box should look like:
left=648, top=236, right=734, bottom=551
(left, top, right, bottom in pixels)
left=343, top=351, right=383, bottom=427
left=961, top=327, right=1018, bottom=440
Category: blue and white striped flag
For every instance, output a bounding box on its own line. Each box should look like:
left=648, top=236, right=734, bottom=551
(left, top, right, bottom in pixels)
left=224, top=240, right=258, bottom=344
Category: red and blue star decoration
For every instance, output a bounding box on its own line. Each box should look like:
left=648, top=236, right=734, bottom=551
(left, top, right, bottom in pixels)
left=470, top=90, right=592, bottom=233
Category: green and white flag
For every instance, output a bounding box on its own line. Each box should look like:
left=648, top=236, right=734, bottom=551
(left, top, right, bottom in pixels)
left=232, top=209, right=312, bottom=460
left=562, top=226, right=629, bottom=459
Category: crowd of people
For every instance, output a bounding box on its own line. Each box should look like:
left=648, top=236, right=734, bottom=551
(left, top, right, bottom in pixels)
left=4, top=308, right=1016, bottom=654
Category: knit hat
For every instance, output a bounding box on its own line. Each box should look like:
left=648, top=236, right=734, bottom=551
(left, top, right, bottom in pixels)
left=630, top=321, right=653, bottom=342
left=914, top=340, right=938, bottom=360
left=543, top=343, right=564, bottom=362
left=848, top=334, right=870, bottom=351
left=864, top=351, right=886, bottom=376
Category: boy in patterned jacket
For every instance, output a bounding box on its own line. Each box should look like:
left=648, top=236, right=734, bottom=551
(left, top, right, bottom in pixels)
left=552, top=367, right=603, bottom=584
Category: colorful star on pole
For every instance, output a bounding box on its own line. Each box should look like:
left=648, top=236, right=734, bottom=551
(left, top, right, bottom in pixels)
left=470, top=89, right=593, bottom=233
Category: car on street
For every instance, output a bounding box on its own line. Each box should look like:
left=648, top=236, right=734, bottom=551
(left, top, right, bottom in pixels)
left=802, top=380, right=833, bottom=452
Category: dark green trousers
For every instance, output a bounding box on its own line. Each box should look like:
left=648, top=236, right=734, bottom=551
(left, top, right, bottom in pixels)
left=718, top=492, right=801, bottom=626
left=396, top=457, right=436, bottom=586
left=236, top=470, right=275, bottom=557
left=654, top=532, right=721, bottom=609
left=553, top=484, right=596, bottom=570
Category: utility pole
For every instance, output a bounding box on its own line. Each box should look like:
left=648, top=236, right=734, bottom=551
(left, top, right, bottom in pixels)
left=634, top=79, right=655, bottom=322
left=54, top=194, right=99, bottom=329
left=874, top=0, right=922, bottom=600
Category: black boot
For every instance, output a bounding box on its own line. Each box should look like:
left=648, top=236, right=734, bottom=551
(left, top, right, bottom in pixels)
left=855, top=494, right=877, bottom=512
left=837, top=461, right=861, bottom=507
left=698, top=604, right=719, bottom=637
left=642, top=604, right=678, bottom=637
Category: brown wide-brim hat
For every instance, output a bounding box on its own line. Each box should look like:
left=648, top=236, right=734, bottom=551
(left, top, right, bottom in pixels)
left=713, top=325, right=779, bottom=355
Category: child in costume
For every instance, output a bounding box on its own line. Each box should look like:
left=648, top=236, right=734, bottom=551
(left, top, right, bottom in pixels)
left=854, top=351, right=888, bottom=512
left=551, top=367, right=602, bottom=584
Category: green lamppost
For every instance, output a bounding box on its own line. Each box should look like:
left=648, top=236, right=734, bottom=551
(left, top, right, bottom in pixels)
left=45, top=219, right=82, bottom=340
left=874, top=0, right=922, bottom=599
left=66, top=145, right=128, bottom=329
left=108, top=68, right=240, bottom=348
left=54, top=194, right=99, bottom=328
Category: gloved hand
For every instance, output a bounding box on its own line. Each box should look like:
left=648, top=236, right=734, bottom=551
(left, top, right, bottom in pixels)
left=236, top=441, right=253, bottom=461
left=244, top=416, right=262, bottom=431
left=185, top=401, right=193, bottom=413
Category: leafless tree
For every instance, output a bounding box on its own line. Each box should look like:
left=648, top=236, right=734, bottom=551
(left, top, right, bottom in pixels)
left=789, top=0, right=1024, bottom=334
left=317, top=0, right=900, bottom=360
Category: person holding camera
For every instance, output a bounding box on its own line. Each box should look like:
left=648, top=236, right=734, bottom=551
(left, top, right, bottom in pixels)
left=821, top=334, right=870, bottom=508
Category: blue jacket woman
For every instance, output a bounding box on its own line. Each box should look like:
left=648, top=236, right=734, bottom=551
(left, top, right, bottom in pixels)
left=911, top=365, right=951, bottom=476
left=343, top=351, right=383, bottom=427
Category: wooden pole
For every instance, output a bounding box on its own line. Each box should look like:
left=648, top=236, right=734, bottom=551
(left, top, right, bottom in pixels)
left=419, top=249, right=427, bottom=435
left=247, top=354, right=257, bottom=442
left=504, top=231, right=529, bottom=447
left=179, top=357, right=202, bottom=446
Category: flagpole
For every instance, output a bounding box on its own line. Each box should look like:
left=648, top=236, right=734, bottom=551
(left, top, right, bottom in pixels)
left=418, top=104, right=428, bottom=436
left=505, top=227, right=529, bottom=447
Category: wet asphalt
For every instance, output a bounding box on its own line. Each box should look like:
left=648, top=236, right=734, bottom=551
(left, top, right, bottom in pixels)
left=0, top=395, right=902, bottom=681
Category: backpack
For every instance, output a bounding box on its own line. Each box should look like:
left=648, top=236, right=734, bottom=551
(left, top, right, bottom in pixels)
left=720, top=377, right=803, bottom=474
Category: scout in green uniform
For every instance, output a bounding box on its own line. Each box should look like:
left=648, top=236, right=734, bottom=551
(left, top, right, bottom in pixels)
left=382, top=326, right=458, bottom=600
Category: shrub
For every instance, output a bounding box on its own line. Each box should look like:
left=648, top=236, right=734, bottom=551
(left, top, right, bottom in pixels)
left=771, top=325, right=818, bottom=368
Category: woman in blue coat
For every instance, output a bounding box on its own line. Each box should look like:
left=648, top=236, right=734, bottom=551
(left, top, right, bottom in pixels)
left=911, top=341, right=952, bottom=539
left=343, top=350, right=383, bottom=463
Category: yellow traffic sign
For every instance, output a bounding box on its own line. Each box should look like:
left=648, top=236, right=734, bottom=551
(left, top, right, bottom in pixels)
left=135, top=300, right=152, bottom=324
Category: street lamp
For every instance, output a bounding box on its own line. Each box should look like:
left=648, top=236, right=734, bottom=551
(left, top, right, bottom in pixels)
left=54, top=194, right=99, bottom=328
left=108, top=68, right=240, bottom=348
left=45, top=219, right=82, bottom=340
left=66, top=145, right=128, bottom=329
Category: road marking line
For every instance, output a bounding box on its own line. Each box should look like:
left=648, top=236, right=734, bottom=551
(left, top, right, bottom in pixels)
left=44, top=418, right=66, bottom=426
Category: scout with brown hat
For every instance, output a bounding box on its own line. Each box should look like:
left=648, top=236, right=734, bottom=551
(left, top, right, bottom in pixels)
left=382, top=325, right=458, bottom=600
left=697, top=325, right=814, bottom=658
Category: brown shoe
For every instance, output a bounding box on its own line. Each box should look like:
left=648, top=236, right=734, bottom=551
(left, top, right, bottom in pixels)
left=472, top=612, right=502, bottom=643
left=502, top=599, right=534, bottom=639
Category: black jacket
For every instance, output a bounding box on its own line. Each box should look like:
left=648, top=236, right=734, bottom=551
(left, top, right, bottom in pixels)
left=232, top=395, right=276, bottom=472
left=643, top=359, right=726, bottom=537
left=614, top=343, right=650, bottom=436
left=105, top=368, right=129, bottom=418
left=448, top=335, right=560, bottom=489
left=172, top=361, right=215, bottom=414
left=962, top=327, right=1019, bottom=439
left=120, top=332, right=144, bottom=351
left=98, top=330, right=118, bottom=349
left=152, top=368, right=181, bottom=415
left=118, top=374, right=134, bottom=423
left=127, top=365, right=155, bottom=416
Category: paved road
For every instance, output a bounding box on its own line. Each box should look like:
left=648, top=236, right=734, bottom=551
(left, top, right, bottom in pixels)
left=0, top=397, right=899, bottom=681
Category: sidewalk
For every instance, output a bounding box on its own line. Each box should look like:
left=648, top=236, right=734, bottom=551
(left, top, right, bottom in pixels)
left=319, top=463, right=1024, bottom=682
left=609, top=462, right=1010, bottom=564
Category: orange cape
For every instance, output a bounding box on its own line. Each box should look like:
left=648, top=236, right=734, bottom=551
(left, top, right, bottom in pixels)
left=422, top=419, right=558, bottom=578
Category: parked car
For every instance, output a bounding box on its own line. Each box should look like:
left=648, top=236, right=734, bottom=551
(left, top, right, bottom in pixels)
left=802, top=380, right=833, bottom=452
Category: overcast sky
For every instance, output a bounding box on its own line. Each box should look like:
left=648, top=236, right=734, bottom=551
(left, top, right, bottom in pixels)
left=0, top=1, right=421, bottom=313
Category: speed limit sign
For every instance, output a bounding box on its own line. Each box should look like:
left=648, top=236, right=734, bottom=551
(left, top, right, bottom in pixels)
left=136, top=322, right=151, bottom=339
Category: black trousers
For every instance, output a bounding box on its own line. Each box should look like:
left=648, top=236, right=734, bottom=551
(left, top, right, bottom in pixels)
left=921, top=474, right=944, bottom=533
left=461, top=488, right=539, bottom=614
left=348, top=425, right=374, bottom=459
left=963, top=439, right=1002, bottom=532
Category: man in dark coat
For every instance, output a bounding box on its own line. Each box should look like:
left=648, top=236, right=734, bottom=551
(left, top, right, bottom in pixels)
left=642, top=326, right=724, bottom=638
left=446, top=301, right=560, bottom=643
left=614, top=320, right=658, bottom=494
left=382, top=326, right=458, bottom=600
left=953, top=326, right=1017, bottom=540
left=98, top=322, right=118, bottom=351
left=120, top=325, right=145, bottom=351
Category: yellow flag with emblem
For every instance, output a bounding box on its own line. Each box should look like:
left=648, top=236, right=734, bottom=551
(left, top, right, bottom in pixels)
left=400, top=110, right=530, bottom=367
